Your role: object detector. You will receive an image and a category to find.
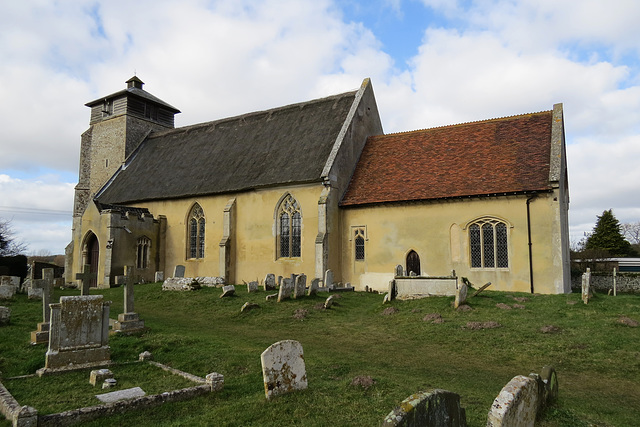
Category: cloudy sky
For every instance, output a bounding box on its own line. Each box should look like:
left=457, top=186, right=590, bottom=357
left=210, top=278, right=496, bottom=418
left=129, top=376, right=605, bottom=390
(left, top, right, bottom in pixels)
left=1, top=0, right=639, bottom=255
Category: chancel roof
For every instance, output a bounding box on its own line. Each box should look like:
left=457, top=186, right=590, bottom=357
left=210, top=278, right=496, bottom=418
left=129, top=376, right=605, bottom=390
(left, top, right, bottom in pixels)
left=340, top=111, right=554, bottom=207
left=97, top=89, right=358, bottom=204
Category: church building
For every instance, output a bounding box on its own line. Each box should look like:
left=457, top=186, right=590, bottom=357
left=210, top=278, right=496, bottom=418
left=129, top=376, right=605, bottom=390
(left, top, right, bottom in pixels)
left=66, top=76, right=571, bottom=294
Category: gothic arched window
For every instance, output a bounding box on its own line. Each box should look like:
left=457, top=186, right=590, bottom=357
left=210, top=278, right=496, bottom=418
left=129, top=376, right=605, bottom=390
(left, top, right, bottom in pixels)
left=277, top=194, right=301, bottom=258
left=188, top=203, right=205, bottom=259
left=136, top=236, right=151, bottom=269
left=469, top=218, right=509, bottom=268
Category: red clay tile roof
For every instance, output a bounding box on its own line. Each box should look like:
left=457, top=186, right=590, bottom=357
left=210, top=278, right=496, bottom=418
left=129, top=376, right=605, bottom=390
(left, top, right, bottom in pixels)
left=340, top=111, right=553, bottom=206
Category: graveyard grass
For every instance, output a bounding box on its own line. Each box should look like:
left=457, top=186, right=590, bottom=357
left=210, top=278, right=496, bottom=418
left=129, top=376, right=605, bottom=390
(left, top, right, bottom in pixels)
left=1, top=284, right=639, bottom=426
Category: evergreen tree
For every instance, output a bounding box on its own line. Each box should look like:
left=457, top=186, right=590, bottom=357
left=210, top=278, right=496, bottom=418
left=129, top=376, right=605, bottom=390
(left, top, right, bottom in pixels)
left=585, top=209, right=637, bottom=257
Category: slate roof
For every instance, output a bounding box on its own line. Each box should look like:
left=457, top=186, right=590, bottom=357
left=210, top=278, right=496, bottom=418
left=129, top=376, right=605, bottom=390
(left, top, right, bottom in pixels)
left=340, top=110, right=553, bottom=207
left=97, top=90, right=358, bottom=204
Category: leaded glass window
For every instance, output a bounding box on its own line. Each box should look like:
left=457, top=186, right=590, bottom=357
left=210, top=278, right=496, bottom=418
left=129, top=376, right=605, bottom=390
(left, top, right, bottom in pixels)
left=188, top=203, right=205, bottom=259
left=136, top=236, right=151, bottom=269
left=277, top=194, right=301, bottom=258
left=354, top=228, right=365, bottom=261
left=468, top=218, right=509, bottom=268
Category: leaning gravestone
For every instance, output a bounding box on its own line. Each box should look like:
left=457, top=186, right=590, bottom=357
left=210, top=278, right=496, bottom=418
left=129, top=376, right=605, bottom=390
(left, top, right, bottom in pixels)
left=277, top=278, right=293, bottom=302
left=487, top=375, right=539, bottom=427
left=324, top=269, right=334, bottom=288
left=264, top=274, right=276, bottom=291
left=293, top=274, right=306, bottom=299
left=31, top=268, right=55, bottom=344
left=174, top=265, right=186, bottom=278
left=113, top=266, right=145, bottom=333
left=38, top=295, right=111, bottom=375
left=382, top=389, right=467, bottom=426
left=454, top=284, right=468, bottom=309
left=308, top=278, right=320, bottom=296
left=220, top=285, right=236, bottom=298
left=247, top=281, right=259, bottom=293
left=261, top=340, right=308, bottom=400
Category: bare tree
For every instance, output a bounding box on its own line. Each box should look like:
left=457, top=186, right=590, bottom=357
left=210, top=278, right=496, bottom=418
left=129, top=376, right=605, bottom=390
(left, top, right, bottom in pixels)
left=621, top=221, right=640, bottom=245
left=0, top=218, right=28, bottom=256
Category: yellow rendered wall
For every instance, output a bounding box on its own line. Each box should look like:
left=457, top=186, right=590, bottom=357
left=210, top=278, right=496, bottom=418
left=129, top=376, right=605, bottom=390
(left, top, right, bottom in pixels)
left=138, top=184, right=324, bottom=283
left=340, top=191, right=566, bottom=294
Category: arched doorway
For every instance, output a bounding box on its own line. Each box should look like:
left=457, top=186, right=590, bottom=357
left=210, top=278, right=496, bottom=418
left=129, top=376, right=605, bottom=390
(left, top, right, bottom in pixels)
left=83, top=233, right=99, bottom=288
left=406, top=250, right=421, bottom=276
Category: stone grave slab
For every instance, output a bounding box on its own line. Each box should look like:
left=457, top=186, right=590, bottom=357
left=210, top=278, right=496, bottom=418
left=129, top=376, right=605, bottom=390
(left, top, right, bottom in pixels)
left=261, top=340, right=307, bottom=400
left=293, top=274, right=306, bottom=299
left=96, top=387, right=146, bottom=403
left=39, top=295, right=111, bottom=374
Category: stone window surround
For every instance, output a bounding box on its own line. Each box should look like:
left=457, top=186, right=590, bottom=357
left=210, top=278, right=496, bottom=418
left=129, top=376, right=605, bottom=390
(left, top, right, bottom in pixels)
left=187, top=203, right=205, bottom=260
left=467, top=217, right=510, bottom=270
left=275, top=193, right=302, bottom=259
left=349, top=225, right=368, bottom=261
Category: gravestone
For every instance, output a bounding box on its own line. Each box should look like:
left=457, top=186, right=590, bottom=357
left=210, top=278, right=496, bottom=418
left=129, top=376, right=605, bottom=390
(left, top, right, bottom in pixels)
left=382, top=389, right=467, bottom=426
left=324, top=269, right=334, bottom=288
left=220, top=285, right=235, bottom=298
left=487, top=375, right=539, bottom=427
left=28, top=287, right=44, bottom=300
left=293, top=274, right=306, bottom=299
left=0, top=306, right=10, bottom=325
left=38, top=295, right=111, bottom=375
left=388, top=280, right=396, bottom=300
left=454, top=284, right=468, bottom=309
left=76, top=264, right=96, bottom=295
left=113, top=266, right=145, bottom=333
left=174, top=265, right=185, bottom=278
left=0, top=276, right=20, bottom=287
left=154, top=271, right=164, bottom=282
left=0, top=284, right=16, bottom=300
left=264, top=274, right=276, bottom=291
left=395, top=265, right=404, bottom=277
left=581, top=268, right=591, bottom=304
left=277, top=278, right=293, bottom=302
left=261, top=340, right=307, bottom=400
left=308, top=278, right=320, bottom=296
left=324, top=294, right=336, bottom=309
left=90, top=368, right=114, bottom=386
left=277, top=276, right=283, bottom=288
left=31, top=268, right=55, bottom=344
left=247, top=281, right=259, bottom=293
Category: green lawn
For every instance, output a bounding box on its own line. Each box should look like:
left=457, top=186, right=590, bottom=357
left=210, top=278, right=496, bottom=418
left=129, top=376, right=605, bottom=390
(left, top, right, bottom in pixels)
left=1, top=283, right=639, bottom=426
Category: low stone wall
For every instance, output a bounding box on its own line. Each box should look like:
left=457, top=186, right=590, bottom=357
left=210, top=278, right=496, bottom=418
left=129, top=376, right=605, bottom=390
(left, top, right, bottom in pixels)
left=571, top=273, right=640, bottom=293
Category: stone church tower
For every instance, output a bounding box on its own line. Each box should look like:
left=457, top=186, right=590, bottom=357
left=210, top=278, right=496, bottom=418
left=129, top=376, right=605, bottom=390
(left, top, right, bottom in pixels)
left=67, top=77, right=180, bottom=282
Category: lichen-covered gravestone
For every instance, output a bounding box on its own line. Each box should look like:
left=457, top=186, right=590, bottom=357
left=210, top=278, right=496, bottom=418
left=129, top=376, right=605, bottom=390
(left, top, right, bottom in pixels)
left=261, top=340, right=307, bottom=400
left=454, top=284, right=468, bottom=309
left=581, top=268, right=591, bottom=304
left=382, top=389, right=467, bottom=426
left=264, top=274, right=276, bottom=291
left=38, top=295, right=111, bottom=375
left=277, top=278, right=293, bottom=302
left=308, top=278, right=320, bottom=296
left=247, top=281, right=259, bottom=293
left=487, top=375, right=539, bottom=427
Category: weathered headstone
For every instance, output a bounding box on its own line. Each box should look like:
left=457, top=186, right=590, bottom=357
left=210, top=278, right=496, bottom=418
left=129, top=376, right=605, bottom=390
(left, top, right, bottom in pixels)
left=487, top=375, right=539, bottom=427
left=395, top=264, right=404, bottom=277
left=308, top=278, right=320, bottom=296
left=90, top=368, right=114, bottom=386
left=0, top=276, right=20, bottom=287
left=113, top=266, right=145, bottom=333
left=76, top=264, right=96, bottom=296
left=324, top=269, right=334, bottom=288
left=454, top=284, right=468, bottom=309
left=382, top=389, right=468, bottom=426
left=581, top=268, right=591, bottom=304
left=28, top=287, right=44, bottom=300
left=247, top=281, right=259, bottom=293
left=388, top=280, right=396, bottom=300
left=264, top=273, right=276, bottom=291
left=471, top=282, right=492, bottom=298
left=38, top=295, right=111, bottom=374
left=174, top=265, right=186, bottom=278
left=540, top=366, right=558, bottom=405
left=277, top=278, right=293, bottom=302
left=293, top=274, right=306, bottom=299
left=0, top=306, right=10, bottom=325
left=30, top=268, right=55, bottom=344
left=0, top=285, right=16, bottom=300
left=324, top=294, right=336, bottom=309
left=261, top=340, right=308, bottom=400
left=241, top=302, right=260, bottom=313
left=154, top=271, right=164, bottom=282
left=220, top=285, right=236, bottom=298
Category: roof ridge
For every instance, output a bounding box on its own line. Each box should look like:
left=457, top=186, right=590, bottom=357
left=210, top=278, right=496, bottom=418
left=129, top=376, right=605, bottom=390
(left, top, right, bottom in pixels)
left=381, top=109, right=553, bottom=137
left=147, top=88, right=359, bottom=139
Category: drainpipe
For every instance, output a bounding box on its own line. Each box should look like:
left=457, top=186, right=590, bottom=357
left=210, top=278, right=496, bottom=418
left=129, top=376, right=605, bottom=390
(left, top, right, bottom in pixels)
left=526, top=193, right=538, bottom=293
